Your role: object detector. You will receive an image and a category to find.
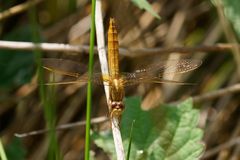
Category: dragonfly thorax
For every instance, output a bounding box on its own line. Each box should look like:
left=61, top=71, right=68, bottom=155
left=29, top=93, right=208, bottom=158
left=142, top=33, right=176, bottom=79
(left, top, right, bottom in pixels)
left=108, top=78, right=125, bottom=118
left=109, top=78, right=124, bottom=102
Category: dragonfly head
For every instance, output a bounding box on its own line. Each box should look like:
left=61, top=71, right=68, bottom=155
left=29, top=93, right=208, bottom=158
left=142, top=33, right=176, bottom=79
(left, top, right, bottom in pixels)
left=109, top=101, right=124, bottom=118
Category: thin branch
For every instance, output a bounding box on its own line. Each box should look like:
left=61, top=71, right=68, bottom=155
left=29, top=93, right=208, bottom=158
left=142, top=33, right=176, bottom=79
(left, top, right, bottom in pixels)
left=14, top=116, right=108, bottom=138
left=0, top=0, right=42, bottom=21
left=0, top=138, right=7, bottom=160
left=95, top=1, right=125, bottom=160
left=0, top=40, right=240, bottom=57
left=128, top=43, right=237, bottom=57
left=202, top=137, right=240, bottom=159
left=192, top=83, right=240, bottom=103
left=0, top=40, right=92, bottom=53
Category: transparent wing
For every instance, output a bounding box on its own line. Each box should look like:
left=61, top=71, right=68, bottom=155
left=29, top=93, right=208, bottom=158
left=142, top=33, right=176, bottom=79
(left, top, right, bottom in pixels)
left=42, top=58, right=108, bottom=85
left=43, top=67, right=108, bottom=85
left=133, top=59, right=201, bottom=76
left=121, top=74, right=195, bottom=86
left=42, top=58, right=201, bottom=86
left=122, top=59, right=201, bottom=86
left=42, top=58, right=87, bottom=74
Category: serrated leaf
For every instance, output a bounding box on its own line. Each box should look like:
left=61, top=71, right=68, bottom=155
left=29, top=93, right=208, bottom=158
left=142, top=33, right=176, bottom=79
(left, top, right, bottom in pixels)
left=93, top=97, right=204, bottom=160
left=131, top=0, right=160, bottom=19
left=92, top=131, right=116, bottom=157
left=93, top=131, right=139, bottom=160
left=121, top=97, right=155, bottom=150
left=221, top=0, right=240, bottom=38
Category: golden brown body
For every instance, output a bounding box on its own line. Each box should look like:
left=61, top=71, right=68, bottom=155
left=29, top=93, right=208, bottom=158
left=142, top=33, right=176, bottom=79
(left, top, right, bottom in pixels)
left=107, top=18, right=125, bottom=117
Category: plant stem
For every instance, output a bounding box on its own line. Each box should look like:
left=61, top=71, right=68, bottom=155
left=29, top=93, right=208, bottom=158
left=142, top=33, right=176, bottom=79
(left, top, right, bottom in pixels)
left=95, top=1, right=125, bottom=159
left=1, top=40, right=240, bottom=57
left=28, top=4, right=61, bottom=160
left=0, top=138, right=7, bottom=160
left=84, top=0, right=96, bottom=159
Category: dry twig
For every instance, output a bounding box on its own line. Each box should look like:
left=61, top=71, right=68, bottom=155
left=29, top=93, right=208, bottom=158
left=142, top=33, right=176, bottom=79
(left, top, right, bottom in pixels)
left=202, top=137, right=240, bottom=159
left=193, top=83, right=240, bottom=103
left=0, top=40, right=240, bottom=57
left=0, top=40, right=92, bottom=53
left=14, top=116, right=108, bottom=138
left=0, top=0, right=42, bottom=21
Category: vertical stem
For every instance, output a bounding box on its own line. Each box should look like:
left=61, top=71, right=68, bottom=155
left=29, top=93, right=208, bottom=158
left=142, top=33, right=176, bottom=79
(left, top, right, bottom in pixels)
left=0, top=138, right=7, bottom=160
left=95, top=0, right=110, bottom=100
left=85, top=0, right=96, bottom=159
left=111, top=117, right=125, bottom=160
left=28, top=2, right=61, bottom=159
left=95, top=2, right=125, bottom=159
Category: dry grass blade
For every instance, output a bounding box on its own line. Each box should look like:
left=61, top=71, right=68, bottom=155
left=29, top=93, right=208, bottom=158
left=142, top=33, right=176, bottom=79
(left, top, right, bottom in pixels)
left=0, top=40, right=239, bottom=57
left=14, top=116, right=108, bottom=138
left=0, top=0, right=42, bottom=21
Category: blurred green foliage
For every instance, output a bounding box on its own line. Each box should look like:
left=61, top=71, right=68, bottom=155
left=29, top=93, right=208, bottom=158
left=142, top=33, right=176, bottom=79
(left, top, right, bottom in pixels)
left=93, top=97, right=204, bottom=160
left=5, top=138, right=26, bottom=160
left=221, top=0, right=240, bottom=39
left=131, top=0, right=160, bottom=19
left=0, top=25, right=35, bottom=89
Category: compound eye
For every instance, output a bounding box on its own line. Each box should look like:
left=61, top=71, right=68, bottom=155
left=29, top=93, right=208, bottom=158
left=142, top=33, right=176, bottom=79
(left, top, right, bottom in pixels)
left=111, top=102, right=118, bottom=109
left=116, top=102, right=124, bottom=110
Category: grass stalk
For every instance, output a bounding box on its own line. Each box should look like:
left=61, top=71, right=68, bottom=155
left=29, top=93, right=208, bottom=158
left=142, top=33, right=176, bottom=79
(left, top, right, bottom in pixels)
left=0, top=138, right=7, bottom=160
left=126, top=120, right=135, bottom=160
left=27, top=4, right=61, bottom=160
left=84, top=0, right=96, bottom=159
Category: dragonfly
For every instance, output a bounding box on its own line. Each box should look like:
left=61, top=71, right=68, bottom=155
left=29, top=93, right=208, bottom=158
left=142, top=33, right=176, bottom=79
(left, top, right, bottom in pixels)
left=42, top=18, right=202, bottom=119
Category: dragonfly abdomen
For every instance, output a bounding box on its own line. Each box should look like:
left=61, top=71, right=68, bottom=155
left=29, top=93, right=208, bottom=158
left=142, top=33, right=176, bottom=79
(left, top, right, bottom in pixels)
left=108, top=18, right=120, bottom=77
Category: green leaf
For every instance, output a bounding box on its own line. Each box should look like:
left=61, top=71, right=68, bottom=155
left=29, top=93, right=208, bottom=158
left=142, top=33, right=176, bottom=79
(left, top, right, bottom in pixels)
left=93, top=97, right=204, bottom=160
left=221, top=0, right=240, bottom=38
left=121, top=97, right=155, bottom=150
left=92, top=131, right=117, bottom=159
left=93, top=131, right=140, bottom=160
left=131, top=0, right=160, bottom=19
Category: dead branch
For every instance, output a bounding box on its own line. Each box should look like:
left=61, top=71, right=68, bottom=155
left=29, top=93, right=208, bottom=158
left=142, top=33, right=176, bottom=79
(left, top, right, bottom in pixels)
left=202, top=137, right=240, bottom=159
left=193, top=83, right=240, bottom=103
left=0, top=0, right=42, bottom=21
left=14, top=116, right=108, bottom=138
left=0, top=40, right=239, bottom=57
